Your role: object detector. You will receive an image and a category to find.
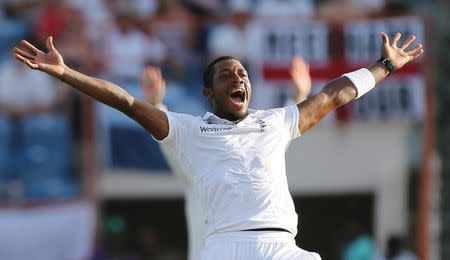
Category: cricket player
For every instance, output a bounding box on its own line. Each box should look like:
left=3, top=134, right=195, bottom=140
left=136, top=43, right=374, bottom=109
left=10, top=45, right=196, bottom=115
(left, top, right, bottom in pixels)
left=140, top=55, right=312, bottom=260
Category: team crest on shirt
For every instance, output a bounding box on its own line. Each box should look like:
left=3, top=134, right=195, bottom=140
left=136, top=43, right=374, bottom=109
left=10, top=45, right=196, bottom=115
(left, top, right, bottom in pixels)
left=257, top=119, right=267, bottom=132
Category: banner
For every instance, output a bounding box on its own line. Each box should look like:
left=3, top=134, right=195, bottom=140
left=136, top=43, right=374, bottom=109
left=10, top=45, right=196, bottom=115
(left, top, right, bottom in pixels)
left=0, top=202, right=95, bottom=260
left=256, top=16, right=425, bottom=121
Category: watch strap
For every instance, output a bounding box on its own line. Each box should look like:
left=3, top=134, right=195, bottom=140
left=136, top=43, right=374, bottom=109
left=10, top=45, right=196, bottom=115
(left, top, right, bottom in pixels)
left=377, top=57, right=396, bottom=75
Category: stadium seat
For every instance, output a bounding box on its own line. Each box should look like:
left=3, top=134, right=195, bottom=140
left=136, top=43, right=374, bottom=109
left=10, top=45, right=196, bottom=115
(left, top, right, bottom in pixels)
left=15, top=145, right=71, bottom=179
left=109, top=126, right=170, bottom=171
left=20, top=114, right=72, bottom=149
left=0, top=118, right=12, bottom=175
left=23, top=175, right=79, bottom=200
left=0, top=19, right=28, bottom=60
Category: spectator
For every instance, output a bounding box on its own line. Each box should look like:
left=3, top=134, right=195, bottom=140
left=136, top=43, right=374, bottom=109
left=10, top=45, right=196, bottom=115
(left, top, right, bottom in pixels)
left=33, top=0, right=69, bottom=42
left=153, top=0, right=200, bottom=86
left=136, top=226, right=160, bottom=260
left=101, top=5, right=158, bottom=84
left=0, top=58, right=66, bottom=119
left=65, top=0, right=114, bottom=44
left=255, top=0, right=316, bottom=19
left=0, top=57, right=71, bottom=200
left=133, top=0, right=159, bottom=17
left=317, top=0, right=385, bottom=22
left=93, top=215, right=139, bottom=260
left=207, top=0, right=258, bottom=64
left=382, top=235, right=417, bottom=260
left=137, top=15, right=168, bottom=68
left=341, top=219, right=376, bottom=260
left=56, top=7, right=96, bottom=74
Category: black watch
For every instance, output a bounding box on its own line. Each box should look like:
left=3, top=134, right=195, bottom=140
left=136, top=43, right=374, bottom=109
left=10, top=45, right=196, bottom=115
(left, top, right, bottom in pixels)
left=377, top=57, right=396, bottom=75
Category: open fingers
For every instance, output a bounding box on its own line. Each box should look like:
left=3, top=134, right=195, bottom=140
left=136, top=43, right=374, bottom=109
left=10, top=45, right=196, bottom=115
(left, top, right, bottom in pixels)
left=20, top=40, right=40, bottom=54
left=406, top=44, right=423, bottom=54
left=13, top=47, right=35, bottom=60
left=392, top=32, right=401, bottom=47
left=407, top=44, right=424, bottom=58
left=14, top=53, right=38, bottom=69
left=46, top=36, right=56, bottom=51
left=400, top=35, right=416, bottom=50
left=380, top=32, right=389, bottom=46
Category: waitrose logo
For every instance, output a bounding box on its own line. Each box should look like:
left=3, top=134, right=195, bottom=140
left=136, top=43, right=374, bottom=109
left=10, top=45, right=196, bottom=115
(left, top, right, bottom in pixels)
left=200, top=126, right=233, bottom=132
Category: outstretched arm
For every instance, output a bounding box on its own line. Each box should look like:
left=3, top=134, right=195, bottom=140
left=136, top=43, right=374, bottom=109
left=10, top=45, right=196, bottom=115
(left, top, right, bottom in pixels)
left=297, top=32, right=424, bottom=134
left=13, top=36, right=169, bottom=140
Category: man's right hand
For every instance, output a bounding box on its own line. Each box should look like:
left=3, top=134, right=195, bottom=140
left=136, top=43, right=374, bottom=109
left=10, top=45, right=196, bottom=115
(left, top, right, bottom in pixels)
left=13, top=36, right=66, bottom=77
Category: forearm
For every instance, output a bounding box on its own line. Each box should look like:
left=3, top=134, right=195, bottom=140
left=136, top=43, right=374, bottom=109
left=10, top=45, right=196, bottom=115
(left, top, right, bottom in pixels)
left=325, top=62, right=389, bottom=104
left=321, top=77, right=356, bottom=107
left=58, top=66, right=134, bottom=113
left=297, top=77, right=355, bottom=133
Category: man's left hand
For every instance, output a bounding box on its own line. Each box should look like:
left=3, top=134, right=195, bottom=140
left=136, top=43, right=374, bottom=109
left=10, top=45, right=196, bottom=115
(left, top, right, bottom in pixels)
left=380, top=32, right=424, bottom=70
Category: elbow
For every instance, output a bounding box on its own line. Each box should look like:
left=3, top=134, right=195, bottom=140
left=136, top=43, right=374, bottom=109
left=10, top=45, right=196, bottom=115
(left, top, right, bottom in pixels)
left=335, top=87, right=357, bottom=107
left=323, top=78, right=358, bottom=108
left=116, top=96, right=135, bottom=115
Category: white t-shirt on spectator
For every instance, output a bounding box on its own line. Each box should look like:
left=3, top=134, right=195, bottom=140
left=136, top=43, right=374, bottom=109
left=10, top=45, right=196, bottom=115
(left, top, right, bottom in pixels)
left=66, top=0, right=112, bottom=42
left=256, top=0, right=315, bottom=18
left=208, top=24, right=257, bottom=61
left=207, top=22, right=263, bottom=65
left=158, top=105, right=301, bottom=237
left=103, top=28, right=166, bottom=82
left=0, top=60, right=56, bottom=110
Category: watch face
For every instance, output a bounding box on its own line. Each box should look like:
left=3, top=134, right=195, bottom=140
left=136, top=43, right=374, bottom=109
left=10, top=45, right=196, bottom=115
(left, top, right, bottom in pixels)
left=385, top=59, right=395, bottom=72
left=378, top=57, right=395, bottom=72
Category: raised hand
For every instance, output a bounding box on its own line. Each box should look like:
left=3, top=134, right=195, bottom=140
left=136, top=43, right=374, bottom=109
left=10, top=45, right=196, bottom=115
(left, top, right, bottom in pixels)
left=290, top=56, right=311, bottom=103
left=141, top=65, right=166, bottom=108
left=13, top=36, right=66, bottom=77
left=380, top=32, right=424, bottom=70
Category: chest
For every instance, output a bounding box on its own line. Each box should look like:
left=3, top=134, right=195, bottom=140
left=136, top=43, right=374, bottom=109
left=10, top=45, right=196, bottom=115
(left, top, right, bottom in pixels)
left=184, top=120, right=287, bottom=180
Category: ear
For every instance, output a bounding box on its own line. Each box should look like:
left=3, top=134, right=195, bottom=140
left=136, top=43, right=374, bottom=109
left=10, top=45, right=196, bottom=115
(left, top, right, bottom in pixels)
left=203, top=87, right=214, bottom=104
left=203, top=87, right=212, bottom=98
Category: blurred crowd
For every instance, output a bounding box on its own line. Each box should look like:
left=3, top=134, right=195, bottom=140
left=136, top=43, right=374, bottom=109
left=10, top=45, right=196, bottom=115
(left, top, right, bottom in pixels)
left=0, top=0, right=402, bottom=202
left=0, top=1, right=423, bottom=260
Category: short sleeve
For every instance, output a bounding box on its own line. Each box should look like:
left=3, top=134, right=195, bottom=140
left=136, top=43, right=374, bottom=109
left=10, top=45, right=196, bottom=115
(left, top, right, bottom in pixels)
left=272, top=105, right=300, bottom=140
left=155, top=111, right=197, bottom=182
left=157, top=111, right=196, bottom=150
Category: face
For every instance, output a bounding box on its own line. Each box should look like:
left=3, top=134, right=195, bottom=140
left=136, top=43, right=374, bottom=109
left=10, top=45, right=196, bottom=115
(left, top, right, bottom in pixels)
left=203, top=59, right=252, bottom=122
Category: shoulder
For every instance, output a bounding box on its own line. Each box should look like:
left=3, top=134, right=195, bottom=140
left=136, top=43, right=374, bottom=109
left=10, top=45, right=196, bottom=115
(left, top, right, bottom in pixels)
left=262, top=105, right=299, bottom=118
left=165, top=111, right=202, bottom=124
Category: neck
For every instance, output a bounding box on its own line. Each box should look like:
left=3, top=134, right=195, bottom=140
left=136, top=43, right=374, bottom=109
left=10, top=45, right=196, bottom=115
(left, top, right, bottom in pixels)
left=214, top=110, right=248, bottom=123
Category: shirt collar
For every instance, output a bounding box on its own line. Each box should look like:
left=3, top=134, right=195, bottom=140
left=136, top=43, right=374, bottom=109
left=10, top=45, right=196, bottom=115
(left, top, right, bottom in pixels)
left=202, top=109, right=256, bottom=125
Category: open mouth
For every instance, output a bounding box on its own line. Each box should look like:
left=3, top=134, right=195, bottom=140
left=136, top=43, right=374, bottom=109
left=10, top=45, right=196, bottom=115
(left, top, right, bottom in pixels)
left=229, top=89, right=245, bottom=104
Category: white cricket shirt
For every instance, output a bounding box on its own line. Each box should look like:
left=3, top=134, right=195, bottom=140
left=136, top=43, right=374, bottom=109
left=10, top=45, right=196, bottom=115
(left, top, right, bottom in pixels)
left=159, top=105, right=301, bottom=237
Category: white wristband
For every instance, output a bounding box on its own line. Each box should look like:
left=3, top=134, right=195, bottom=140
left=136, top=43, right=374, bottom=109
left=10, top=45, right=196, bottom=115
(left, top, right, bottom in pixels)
left=342, top=68, right=376, bottom=99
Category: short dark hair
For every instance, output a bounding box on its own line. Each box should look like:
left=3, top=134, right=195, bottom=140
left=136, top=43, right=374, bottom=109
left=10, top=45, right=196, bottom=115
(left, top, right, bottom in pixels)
left=203, top=56, right=240, bottom=88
